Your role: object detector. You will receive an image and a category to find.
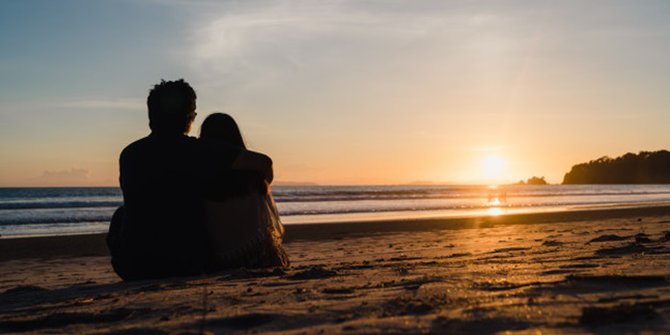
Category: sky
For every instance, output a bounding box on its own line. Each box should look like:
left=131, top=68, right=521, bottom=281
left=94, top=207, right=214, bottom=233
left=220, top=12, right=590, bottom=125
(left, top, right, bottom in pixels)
left=1, top=0, right=669, bottom=186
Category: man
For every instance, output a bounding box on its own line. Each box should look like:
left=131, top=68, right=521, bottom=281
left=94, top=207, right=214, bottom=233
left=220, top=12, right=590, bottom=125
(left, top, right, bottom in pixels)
left=107, top=79, right=273, bottom=280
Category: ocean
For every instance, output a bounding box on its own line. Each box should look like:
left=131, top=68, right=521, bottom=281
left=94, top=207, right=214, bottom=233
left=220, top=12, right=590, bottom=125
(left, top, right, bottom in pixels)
left=1, top=185, right=670, bottom=238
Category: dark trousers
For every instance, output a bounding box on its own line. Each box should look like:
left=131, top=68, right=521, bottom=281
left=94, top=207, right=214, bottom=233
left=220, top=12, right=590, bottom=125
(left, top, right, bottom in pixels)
left=106, top=207, right=205, bottom=281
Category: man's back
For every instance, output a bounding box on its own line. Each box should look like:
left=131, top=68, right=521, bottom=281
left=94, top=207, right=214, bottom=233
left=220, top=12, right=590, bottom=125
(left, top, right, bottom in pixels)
left=114, top=133, right=238, bottom=279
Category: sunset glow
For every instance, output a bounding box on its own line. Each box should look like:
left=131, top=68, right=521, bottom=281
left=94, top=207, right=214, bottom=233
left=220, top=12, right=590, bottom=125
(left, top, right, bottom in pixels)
left=1, top=1, right=669, bottom=186
left=3, top=2, right=670, bottom=334
left=482, top=155, right=506, bottom=182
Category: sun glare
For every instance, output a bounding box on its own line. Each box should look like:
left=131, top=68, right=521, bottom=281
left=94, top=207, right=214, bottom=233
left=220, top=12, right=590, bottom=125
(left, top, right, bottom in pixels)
left=482, top=155, right=505, bottom=181
left=487, top=207, right=503, bottom=216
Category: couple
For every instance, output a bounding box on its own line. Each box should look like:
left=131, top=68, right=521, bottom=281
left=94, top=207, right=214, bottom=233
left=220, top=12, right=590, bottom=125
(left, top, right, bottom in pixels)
left=107, top=79, right=289, bottom=281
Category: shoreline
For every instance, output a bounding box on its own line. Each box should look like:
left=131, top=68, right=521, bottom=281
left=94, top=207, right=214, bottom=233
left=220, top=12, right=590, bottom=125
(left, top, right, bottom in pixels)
left=1, top=204, right=668, bottom=262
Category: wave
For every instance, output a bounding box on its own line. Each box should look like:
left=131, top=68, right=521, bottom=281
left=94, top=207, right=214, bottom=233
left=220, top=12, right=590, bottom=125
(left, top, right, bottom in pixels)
left=0, top=201, right=122, bottom=210
left=2, top=185, right=670, bottom=228
left=3, top=199, right=662, bottom=226
left=3, top=189, right=670, bottom=209
left=272, top=190, right=670, bottom=202
left=0, top=215, right=114, bottom=226
left=278, top=199, right=670, bottom=216
left=3, top=185, right=670, bottom=209
left=0, top=202, right=514, bottom=225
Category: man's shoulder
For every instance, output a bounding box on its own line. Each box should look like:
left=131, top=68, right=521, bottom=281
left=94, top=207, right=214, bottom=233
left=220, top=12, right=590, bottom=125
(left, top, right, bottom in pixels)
left=120, top=136, right=152, bottom=160
left=122, top=134, right=198, bottom=153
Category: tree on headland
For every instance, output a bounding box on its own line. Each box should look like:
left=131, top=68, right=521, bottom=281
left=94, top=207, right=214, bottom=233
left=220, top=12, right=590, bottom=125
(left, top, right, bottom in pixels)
left=562, top=150, right=670, bottom=184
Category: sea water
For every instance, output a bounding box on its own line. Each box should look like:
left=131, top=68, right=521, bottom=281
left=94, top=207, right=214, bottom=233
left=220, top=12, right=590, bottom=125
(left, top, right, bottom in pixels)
left=1, top=185, right=670, bottom=238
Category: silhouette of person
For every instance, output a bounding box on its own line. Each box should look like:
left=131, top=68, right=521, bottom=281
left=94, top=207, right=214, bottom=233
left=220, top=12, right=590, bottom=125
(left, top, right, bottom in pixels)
left=107, top=79, right=273, bottom=281
left=199, top=113, right=289, bottom=269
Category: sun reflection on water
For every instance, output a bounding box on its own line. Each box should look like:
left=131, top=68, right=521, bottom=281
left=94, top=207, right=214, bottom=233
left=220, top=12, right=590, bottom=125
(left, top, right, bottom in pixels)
left=487, top=207, right=503, bottom=216
left=486, top=185, right=506, bottom=216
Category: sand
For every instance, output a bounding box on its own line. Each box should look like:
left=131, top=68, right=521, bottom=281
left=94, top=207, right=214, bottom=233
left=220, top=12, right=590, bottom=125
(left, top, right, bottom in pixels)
left=1, top=206, right=670, bottom=334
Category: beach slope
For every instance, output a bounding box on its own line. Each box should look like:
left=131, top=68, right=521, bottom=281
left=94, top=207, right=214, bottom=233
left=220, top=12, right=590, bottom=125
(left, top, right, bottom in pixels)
left=1, top=207, right=670, bottom=334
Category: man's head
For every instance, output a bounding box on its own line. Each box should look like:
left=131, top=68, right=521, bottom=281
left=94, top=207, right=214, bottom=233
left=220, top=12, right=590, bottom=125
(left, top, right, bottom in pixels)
left=147, top=79, right=197, bottom=134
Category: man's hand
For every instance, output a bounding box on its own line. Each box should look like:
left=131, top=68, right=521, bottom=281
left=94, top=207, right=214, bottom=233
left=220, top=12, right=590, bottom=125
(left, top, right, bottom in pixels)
left=232, top=150, right=274, bottom=183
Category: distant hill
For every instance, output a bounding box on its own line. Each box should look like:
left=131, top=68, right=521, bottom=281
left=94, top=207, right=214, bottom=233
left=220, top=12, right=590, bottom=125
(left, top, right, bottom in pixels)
left=273, top=181, right=319, bottom=186
left=562, top=150, right=670, bottom=184
left=516, top=176, right=548, bottom=185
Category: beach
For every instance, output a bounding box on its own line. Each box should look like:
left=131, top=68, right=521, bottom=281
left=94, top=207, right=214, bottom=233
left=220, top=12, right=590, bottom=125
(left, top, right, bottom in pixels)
left=2, top=206, right=670, bottom=334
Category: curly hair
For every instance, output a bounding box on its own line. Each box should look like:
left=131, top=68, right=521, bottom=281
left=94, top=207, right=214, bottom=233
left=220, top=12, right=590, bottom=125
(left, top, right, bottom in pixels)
left=147, top=79, right=197, bottom=133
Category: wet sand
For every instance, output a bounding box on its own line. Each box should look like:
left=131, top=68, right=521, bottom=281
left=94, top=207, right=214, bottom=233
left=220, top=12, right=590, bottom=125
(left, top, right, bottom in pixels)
left=1, top=206, right=670, bottom=334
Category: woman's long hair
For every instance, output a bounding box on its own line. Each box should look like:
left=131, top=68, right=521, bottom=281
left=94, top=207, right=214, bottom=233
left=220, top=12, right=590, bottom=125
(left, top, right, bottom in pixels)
left=200, top=113, right=246, bottom=149
left=200, top=113, right=266, bottom=196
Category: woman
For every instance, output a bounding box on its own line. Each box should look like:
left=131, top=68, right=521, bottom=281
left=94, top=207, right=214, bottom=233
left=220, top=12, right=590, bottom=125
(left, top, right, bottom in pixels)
left=200, top=113, right=289, bottom=269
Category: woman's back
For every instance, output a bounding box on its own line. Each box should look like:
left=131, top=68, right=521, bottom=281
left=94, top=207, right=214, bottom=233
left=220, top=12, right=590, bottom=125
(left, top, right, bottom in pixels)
left=203, top=170, right=288, bottom=269
left=200, top=113, right=289, bottom=270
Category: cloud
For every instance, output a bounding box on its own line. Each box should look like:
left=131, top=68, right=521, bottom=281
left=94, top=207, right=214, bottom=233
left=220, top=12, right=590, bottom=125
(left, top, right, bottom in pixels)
left=185, top=1, right=482, bottom=89
left=1, top=98, right=143, bottom=113
left=58, top=98, right=143, bottom=110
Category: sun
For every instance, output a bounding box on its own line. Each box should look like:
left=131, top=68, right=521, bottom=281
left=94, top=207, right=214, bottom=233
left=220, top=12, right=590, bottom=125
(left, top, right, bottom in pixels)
left=482, top=155, right=505, bottom=181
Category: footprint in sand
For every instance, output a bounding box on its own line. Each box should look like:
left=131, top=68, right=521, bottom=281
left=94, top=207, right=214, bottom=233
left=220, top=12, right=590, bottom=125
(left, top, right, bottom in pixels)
left=542, top=240, right=563, bottom=247
left=579, top=302, right=663, bottom=326
left=1, top=285, right=50, bottom=295
left=589, top=234, right=628, bottom=243
left=287, top=266, right=337, bottom=280
left=206, top=313, right=277, bottom=330
left=595, top=243, right=648, bottom=256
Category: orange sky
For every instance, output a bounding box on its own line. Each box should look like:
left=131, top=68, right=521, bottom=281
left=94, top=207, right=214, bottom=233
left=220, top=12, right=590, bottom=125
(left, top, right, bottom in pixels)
left=1, top=1, right=669, bottom=186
